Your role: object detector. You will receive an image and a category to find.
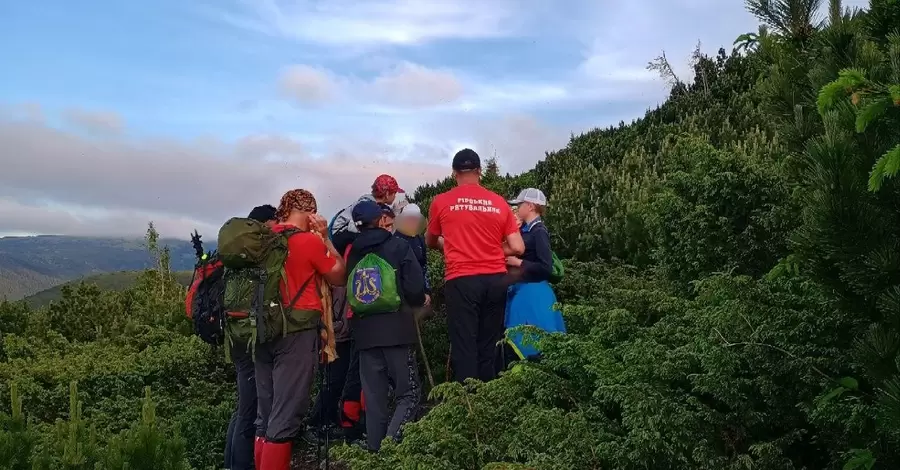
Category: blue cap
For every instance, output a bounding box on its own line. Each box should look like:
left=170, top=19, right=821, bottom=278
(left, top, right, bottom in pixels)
left=352, top=200, right=384, bottom=227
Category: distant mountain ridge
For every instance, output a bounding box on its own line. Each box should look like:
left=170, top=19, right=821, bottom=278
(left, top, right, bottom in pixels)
left=23, top=270, right=195, bottom=309
left=0, top=235, right=214, bottom=300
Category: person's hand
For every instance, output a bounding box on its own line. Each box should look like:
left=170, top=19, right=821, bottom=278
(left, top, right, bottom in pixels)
left=506, top=256, right=522, bottom=267
left=424, top=294, right=432, bottom=306
left=308, top=214, right=328, bottom=235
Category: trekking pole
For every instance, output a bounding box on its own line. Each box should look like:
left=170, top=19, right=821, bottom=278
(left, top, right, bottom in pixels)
left=414, top=314, right=435, bottom=390
left=315, top=329, right=330, bottom=470
left=445, top=345, right=452, bottom=383
left=321, top=354, right=331, bottom=470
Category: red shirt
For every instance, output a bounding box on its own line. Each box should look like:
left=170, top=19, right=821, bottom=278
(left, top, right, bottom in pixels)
left=273, top=225, right=337, bottom=311
left=427, top=184, right=519, bottom=280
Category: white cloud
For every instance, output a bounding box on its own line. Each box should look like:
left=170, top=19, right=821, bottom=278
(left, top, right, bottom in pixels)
left=213, top=0, right=522, bottom=46
left=469, top=115, right=573, bottom=174
left=0, top=198, right=220, bottom=239
left=0, top=111, right=451, bottom=238
left=368, top=62, right=464, bottom=108
left=0, top=105, right=579, bottom=238
left=233, top=134, right=308, bottom=160
left=277, top=61, right=465, bottom=109
left=61, top=108, right=126, bottom=136
left=278, top=65, right=339, bottom=106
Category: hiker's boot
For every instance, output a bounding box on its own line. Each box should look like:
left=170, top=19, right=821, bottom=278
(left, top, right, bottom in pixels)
left=259, top=441, right=292, bottom=470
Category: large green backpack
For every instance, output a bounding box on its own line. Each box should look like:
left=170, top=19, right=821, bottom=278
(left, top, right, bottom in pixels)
left=347, top=252, right=401, bottom=317
left=549, top=251, right=564, bottom=284
left=217, top=218, right=311, bottom=357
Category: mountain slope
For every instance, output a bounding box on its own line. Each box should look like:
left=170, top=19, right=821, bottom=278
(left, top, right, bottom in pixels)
left=0, top=235, right=207, bottom=300
left=23, top=270, right=195, bottom=309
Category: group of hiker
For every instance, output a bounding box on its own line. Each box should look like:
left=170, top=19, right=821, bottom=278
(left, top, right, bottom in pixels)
left=188, top=148, right=566, bottom=470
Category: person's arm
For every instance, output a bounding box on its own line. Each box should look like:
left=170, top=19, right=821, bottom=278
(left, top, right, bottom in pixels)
left=308, top=214, right=347, bottom=285
left=425, top=199, right=444, bottom=251
left=320, top=238, right=347, bottom=286
left=501, top=206, right=525, bottom=256
left=399, top=244, right=426, bottom=307
left=520, top=227, right=553, bottom=281
left=425, top=234, right=444, bottom=252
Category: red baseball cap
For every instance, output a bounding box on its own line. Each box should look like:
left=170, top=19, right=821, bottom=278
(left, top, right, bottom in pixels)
left=372, top=174, right=404, bottom=197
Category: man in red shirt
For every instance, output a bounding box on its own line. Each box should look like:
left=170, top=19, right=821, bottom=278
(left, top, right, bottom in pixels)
left=255, top=189, right=346, bottom=470
left=426, top=148, right=525, bottom=383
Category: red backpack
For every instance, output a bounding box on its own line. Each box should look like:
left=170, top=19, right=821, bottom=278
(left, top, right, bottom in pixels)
left=184, top=254, right=226, bottom=345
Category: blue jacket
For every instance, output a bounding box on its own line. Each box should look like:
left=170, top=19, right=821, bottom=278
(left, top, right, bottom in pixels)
left=519, top=218, right=553, bottom=283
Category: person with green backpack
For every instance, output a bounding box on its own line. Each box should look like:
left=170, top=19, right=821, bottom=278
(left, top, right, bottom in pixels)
left=345, top=200, right=426, bottom=451
left=502, top=188, right=566, bottom=364
left=216, top=189, right=346, bottom=470
left=222, top=204, right=278, bottom=470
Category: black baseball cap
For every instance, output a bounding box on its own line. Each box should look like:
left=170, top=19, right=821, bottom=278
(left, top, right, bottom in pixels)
left=452, top=148, right=481, bottom=171
left=248, top=204, right=277, bottom=222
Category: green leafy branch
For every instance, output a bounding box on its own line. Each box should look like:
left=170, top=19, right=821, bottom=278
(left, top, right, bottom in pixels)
left=817, top=64, right=900, bottom=192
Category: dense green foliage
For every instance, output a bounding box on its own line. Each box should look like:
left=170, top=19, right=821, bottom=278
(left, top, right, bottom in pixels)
left=0, top=229, right=231, bottom=469
left=339, top=1, right=900, bottom=468
left=3, top=1, right=900, bottom=468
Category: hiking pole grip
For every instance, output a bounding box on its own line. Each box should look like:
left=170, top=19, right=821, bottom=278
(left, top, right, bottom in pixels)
left=190, top=230, right=204, bottom=262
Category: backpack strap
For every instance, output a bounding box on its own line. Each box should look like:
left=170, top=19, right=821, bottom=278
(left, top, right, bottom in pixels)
left=284, top=272, right=316, bottom=311
left=271, top=228, right=317, bottom=336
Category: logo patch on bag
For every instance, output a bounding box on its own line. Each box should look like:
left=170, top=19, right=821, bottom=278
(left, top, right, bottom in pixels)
left=353, top=267, right=383, bottom=304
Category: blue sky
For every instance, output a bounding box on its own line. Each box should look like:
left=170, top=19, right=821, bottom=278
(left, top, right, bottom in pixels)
left=0, top=0, right=871, bottom=239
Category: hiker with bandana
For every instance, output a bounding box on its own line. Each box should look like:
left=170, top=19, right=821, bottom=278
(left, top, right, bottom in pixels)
left=254, top=189, right=346, bottom=470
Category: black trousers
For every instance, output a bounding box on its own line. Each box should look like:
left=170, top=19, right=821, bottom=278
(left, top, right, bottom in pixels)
left=444, top=273, right=508, bottom=383
left=342, top=343, right=363, bottom=406
left=224, top=343, right=256, bottom=470
left=308, top=340, right=353, bottom=427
